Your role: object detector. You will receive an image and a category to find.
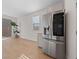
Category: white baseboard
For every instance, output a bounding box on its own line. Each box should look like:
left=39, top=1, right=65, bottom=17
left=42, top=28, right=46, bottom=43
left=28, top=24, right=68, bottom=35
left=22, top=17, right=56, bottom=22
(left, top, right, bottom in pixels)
left=20, top=36, right=37, bottom=42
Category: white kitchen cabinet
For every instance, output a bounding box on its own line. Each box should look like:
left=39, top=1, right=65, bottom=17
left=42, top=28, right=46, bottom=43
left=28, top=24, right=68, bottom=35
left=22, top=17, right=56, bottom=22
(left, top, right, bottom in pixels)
left=42, top=38, right=65, bottom=59
left=42, top=38, right=56, bottom=57
left=42, top=39, right=57, bottom=58
left=37, top=33, right=43, bottom=48
left=49, top=41, right=56, bottom=58
left=42, top=39, right=50, bottom=55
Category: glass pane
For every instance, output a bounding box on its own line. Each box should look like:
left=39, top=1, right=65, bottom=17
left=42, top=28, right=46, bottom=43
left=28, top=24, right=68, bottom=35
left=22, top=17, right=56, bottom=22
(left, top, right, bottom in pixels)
left=32, top=16, right=40, bottom=24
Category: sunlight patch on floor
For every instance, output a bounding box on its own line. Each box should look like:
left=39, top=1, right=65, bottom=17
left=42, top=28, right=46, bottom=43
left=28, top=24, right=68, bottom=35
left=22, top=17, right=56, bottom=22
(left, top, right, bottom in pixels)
left=18, top=54, right=30, bottom=59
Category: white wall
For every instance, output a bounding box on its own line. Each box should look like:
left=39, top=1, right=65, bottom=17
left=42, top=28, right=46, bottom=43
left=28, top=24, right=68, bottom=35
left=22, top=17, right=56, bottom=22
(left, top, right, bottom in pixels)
left=65, top=0, right=77, bottom=59
left=17, top=2, right=64, bottom=41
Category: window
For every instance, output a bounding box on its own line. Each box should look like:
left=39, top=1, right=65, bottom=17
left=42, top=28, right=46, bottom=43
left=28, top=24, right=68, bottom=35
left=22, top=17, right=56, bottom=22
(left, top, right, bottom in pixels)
left=32, top=16, right=40, bottom=30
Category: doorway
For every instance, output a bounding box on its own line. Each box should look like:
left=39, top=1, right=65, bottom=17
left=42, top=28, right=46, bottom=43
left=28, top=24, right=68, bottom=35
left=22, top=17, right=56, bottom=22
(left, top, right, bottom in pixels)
left=2, top=18, right=12, bottom=37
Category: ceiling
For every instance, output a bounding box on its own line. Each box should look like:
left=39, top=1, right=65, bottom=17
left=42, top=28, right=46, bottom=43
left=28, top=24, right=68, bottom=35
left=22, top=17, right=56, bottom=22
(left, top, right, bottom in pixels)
left=2, top=0, right=63, bottom=17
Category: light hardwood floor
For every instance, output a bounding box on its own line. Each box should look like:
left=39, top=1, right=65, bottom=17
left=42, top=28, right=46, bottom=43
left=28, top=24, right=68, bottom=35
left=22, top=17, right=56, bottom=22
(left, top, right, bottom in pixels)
left=2, top=38, right=54, bottom=59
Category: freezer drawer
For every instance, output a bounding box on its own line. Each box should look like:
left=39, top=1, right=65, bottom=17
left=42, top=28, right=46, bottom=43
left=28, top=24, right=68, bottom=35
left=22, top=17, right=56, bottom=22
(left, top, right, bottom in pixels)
left=56, top=43, right=65, bottom=59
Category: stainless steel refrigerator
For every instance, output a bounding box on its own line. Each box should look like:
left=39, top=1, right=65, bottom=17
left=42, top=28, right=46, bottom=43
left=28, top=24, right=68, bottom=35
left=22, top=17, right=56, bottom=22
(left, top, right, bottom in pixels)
left=42, top=10, right=66, bottom=59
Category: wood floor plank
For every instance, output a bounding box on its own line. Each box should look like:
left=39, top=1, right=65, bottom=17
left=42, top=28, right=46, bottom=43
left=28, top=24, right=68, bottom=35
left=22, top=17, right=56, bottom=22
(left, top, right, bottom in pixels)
left=2, top=38, right=54, bottom=59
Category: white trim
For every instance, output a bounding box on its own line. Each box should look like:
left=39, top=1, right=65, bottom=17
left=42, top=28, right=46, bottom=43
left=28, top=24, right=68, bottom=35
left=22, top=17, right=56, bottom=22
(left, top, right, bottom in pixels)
left=20, top=36, right=37, bottom=42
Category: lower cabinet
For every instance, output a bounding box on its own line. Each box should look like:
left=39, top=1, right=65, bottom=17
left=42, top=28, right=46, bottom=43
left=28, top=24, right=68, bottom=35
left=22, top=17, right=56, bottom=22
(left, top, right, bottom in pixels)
left=42, top=38, right=65, bottom=59
left=37, top=33, right=44, bottom=48
left=42, top=39, right=50, bottom=54
left=49, top=41, right=56, bottom=58
left=42, top=39, right=56, bottom=58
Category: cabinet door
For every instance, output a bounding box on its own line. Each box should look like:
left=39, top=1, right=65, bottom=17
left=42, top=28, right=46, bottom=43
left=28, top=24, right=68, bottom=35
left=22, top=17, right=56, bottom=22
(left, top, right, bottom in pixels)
left=37, top=33, right=43, bottom=48
left=42, top=39, right=49, bottom=54
left=49, top=41, right=56, bottom=58
left=42, top=13, right=52, bottom=27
